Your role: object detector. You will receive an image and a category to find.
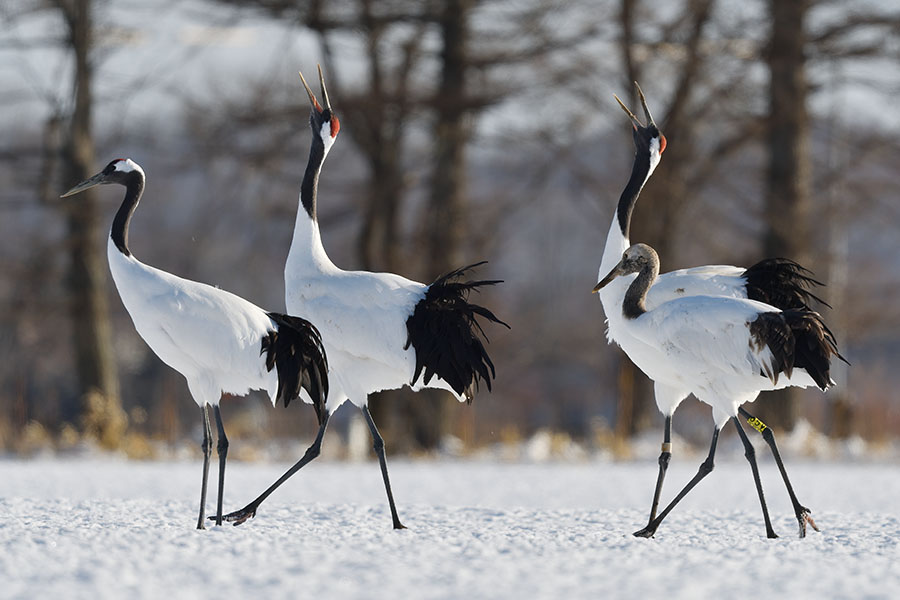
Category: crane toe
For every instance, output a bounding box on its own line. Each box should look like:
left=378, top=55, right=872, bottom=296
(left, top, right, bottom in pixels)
left=214, top=507, right=257, bottom=526
left=632, top=525, right=656, bottom=538
left=797, top=507, right=818, bottom=538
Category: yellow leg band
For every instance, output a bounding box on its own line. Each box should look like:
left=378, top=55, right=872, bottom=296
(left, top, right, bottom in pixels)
left=661, top=442, right=672, bottom=453
left=747, top=416, right=768, bottom=433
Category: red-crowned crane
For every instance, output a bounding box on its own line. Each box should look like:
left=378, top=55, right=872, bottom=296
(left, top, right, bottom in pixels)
left=216, top=66, right=508, bottom=529
left=61, top=158, right=329, bottom=529
left=595, top=243, right=843, bottom=538
left=597, top=84, right=835, bottom=538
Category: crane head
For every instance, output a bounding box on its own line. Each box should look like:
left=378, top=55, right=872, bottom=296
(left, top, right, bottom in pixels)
left=614, top=82, right=667, bottom=158
left=60, top=158, right=143, bottom=197
left=299, top=65, right=340, bottom=145
left=592, top=243, right=658, bottom=292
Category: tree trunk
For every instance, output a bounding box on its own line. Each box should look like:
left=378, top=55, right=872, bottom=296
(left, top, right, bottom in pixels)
left=411, top=0, right=473, bottom=450
left=758, top=0, right=811, bottom=430
left=59, top=0, right=125, bottom=448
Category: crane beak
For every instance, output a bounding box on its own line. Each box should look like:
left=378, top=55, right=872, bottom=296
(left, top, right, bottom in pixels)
left=318, top=64, right=332, bottom=112
left=614, top=93, right=642, bottom=129
left=634, top=81, right=656, bottom=127
left=60, top=171, right=105, bottom=198
left=614, top=82, right=657, bottom=129
left=298, top=69, right=323, bottom=113
left=592, top=263, right=624, bottom=293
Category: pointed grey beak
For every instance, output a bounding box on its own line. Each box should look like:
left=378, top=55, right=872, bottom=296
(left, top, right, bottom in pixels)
left=613, top=81, right=657, bottom=128
left=614, top=93, right=642, bottom=128
left=298, top=69, right=322, bottom=113
left=60, top=171, right=106, bottom=198
left=317, top=64, right=331, bottom=111
left=634, top=81, right=655, bottom=126
left=592, top=262, right=624, bottom=293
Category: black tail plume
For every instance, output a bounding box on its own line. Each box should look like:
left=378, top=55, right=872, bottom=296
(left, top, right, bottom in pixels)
left=743, top=258, right=829, bottom=310
left=261, top=313, right=329, bottom=424
left=750, top=309, right=847, bottom=391
left=783, top=309, right=847, bottom=390
left=405, top=262, right=509, bottom=403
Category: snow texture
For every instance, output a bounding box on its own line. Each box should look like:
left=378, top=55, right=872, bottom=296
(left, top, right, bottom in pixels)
left=1, top=457, right=897, bottom=599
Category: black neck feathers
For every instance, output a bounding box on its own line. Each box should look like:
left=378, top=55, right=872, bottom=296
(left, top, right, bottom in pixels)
left=616, top=151, right=653, bottom=239
left=110, top=171, right=145, bottom=257
left=623, top=267, right=653, bottom=319
left=300, top=136, right=326, bottom=221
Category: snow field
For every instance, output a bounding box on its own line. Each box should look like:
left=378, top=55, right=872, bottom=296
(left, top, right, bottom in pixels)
left=0, top=458, right=897, bottom=599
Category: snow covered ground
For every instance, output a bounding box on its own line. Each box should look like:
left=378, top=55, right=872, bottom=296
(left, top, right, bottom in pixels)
left=1, top=456, right=897, bottom=599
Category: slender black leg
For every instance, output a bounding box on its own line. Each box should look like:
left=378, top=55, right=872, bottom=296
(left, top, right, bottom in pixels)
left=218, top=414, right=329, bottom=526
left=197, top=404, right=213, bottom=530
left=634, top=427, right=719, bottom=538
left=213, top=405, right=229, bottom=526
left=644, top=415, right=673, bottom=524
left=362, top=406, right=406, bottom=530
left=733, top=416, right=778, bottom=539
left=739, top=407, right=818, bottom=538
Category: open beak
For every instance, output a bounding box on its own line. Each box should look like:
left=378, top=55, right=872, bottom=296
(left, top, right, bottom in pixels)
left=317, top=64, right=332, bottom=111
left=60, top=171, right=105, bottom=198
left=613, top=81, right=656, bottom=128
left=592, top=262, right=624, bottom=293
left=299, top=68, right=323, bottom=113
left=298, top=64, right=332, bottom=113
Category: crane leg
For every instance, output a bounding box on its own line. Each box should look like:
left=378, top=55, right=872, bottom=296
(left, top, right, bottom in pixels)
left=218, top=414, right=329, bottom=526
left=197, top=404, right=213, bottom=530
left=213, top=405, right=229, bottom=526
left=634, top=427, right=719, bottom=538
left=362, top=406, right=406, bottom=530
left=739, top=407, right=818, bottom=538
left=643, top=415, right=673, bottom=525
left=733, top=416, right=778, bottom=539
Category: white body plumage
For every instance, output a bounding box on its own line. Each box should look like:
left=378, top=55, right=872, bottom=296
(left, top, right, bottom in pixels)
left=613, top=290, right=818, bottom=427
left=109, top=238, right=285, bottom=408
left=598, top=220, right=763, bottom=416
left=597, top=244, right=835, bottom=427
left=285, top=198, right=462, bottom=412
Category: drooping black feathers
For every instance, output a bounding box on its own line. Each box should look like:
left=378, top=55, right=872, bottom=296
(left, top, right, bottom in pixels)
left=261, top=313, right=329, bottom=424
left=405, top=262, right=510, bottom=403
left=743, top=258, right=828, bottom=310
left=749, top=309, right=846, bottom=390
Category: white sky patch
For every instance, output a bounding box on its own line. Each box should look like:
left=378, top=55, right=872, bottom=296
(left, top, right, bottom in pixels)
left=179, top=25, right=258, bottom=48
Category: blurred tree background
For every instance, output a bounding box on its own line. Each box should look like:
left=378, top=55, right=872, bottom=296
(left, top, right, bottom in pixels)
left=1, top=0, right=899, bottom=457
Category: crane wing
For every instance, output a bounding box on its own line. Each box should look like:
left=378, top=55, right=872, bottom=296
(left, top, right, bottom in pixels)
left=113, top=256, right=273, bottom=390
left=646, top=266, right=747, bottom=310
left=632, top=296, right=779, bottom=390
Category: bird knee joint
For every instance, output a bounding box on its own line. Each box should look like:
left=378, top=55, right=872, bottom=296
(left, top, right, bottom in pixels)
left=700, top=460, right=714, bottom=475
left=304, top=442, right=322, bottom=460
left=372, top=437, right=385, bottom=453
left=217, top=438, right=229, bottom=453
left=659, top=452, right=671, bottom=468
left=744, top=445, right=756, bottom=460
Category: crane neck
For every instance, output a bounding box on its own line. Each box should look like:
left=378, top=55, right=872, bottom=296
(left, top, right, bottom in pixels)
left=623, top=255, right=660, bottom=320
left=616, top=146, right=656, bottom=240
left=110, top=170, right=145, bottom=257
left=599, top=145, right=657, bottom=278
left=300, top=135, right=326, bottom=222
left=287, top=132, right=337, bottom=276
